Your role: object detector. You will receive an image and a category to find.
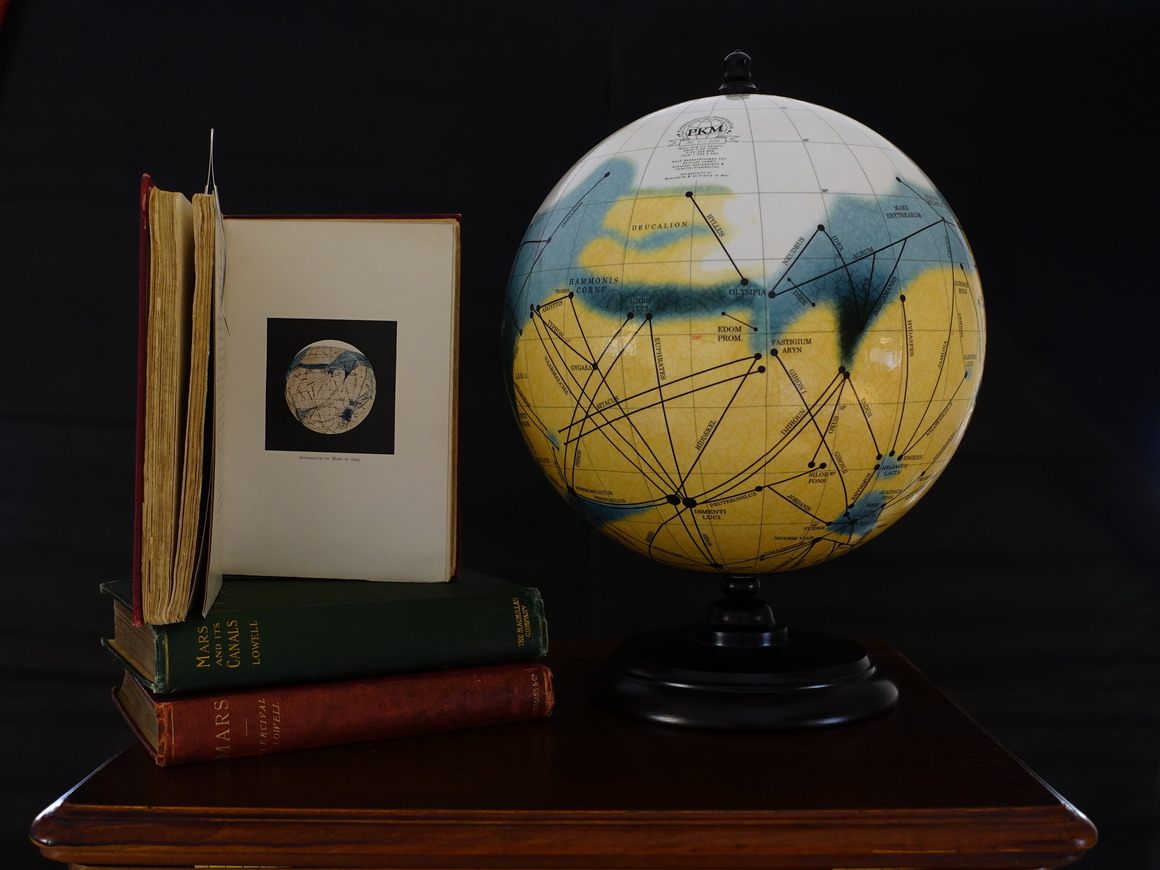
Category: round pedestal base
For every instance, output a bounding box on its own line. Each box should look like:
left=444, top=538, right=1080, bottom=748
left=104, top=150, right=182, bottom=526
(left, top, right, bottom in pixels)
left=588, top=626, right=899, bottom=730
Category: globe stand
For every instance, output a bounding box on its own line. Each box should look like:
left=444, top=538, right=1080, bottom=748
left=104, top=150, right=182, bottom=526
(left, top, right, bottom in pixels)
left=588, top=576, right=899, bottom=729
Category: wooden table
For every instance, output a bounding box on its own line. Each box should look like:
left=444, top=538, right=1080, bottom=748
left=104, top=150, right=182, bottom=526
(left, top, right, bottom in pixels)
left=31, top=640, right=1096, bottom=869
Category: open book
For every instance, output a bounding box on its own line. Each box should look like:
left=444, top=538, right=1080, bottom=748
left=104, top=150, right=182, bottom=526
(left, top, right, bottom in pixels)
left=132, top=175, right=460, bottom=625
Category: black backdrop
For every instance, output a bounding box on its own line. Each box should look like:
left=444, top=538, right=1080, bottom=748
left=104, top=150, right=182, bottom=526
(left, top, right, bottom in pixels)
left=2, top=2, right=1157, bottom=867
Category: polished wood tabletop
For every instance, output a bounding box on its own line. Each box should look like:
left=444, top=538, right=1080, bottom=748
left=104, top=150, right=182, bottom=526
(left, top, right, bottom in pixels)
left=31, top=640, right=1096, bottom=869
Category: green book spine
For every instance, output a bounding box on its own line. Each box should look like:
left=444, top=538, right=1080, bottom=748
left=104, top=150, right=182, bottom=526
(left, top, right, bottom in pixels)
left=100, top=574, right=548, bottom=693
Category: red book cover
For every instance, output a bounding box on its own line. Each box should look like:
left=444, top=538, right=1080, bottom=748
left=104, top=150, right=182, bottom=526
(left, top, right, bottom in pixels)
left=130, top=174, right=153, bottom=625
left=113, top=660, right=553, bottom=766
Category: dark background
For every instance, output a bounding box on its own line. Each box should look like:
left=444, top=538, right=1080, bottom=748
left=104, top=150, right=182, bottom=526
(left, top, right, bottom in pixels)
left=2, top=1, right=1156, bottom=867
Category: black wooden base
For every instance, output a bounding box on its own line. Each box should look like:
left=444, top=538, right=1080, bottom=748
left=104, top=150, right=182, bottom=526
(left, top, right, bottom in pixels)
left=588, top=626, right=899, bottom=730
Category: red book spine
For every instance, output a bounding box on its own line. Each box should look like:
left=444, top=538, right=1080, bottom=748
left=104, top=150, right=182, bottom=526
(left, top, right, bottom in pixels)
left=138, top=662, right=553, bottom=766
left=130, top=174, right=154, bottom=625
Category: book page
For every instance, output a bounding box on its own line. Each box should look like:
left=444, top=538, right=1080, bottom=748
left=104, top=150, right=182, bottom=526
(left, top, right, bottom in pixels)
left=141, top=188, right=194, bottom=624
left=170, top=192, right=216, bottom=617
left=201, top=187, right=228, bottom=615
left=208, top=217, right=458, bottom=594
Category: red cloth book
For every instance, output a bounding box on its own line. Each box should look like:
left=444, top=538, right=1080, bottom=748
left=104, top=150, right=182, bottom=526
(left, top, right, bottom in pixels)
left=113, top=660, right=554, bottom=766
left=130, top=175, right=153, bottom=625
left=129, top=170, right=463, bottom=625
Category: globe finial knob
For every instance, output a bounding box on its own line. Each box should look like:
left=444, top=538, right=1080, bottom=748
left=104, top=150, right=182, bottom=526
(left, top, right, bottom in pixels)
left=719, top=49, right=757, bottom=94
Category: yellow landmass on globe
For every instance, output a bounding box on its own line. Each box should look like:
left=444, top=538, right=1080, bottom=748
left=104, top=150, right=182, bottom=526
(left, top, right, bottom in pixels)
left=510, top=261, right=982, bottom=574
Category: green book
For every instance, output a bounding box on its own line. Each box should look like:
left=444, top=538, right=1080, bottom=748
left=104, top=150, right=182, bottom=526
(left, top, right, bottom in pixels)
left=100, top=572, right=548, bottom=694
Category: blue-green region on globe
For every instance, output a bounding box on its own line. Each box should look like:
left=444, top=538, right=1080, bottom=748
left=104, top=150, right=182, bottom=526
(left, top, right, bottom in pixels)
left=503, top=91, right=985, bottom=575
left=285, top=341, right=377, bottom=435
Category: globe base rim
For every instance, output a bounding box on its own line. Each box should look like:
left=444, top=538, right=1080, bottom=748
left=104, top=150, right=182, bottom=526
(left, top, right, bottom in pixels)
left=588, top=626, right=899, bottom=730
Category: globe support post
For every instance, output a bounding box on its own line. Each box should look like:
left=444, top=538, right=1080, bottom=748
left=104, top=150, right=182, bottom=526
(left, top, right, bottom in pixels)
left=588, top=575, right=899, bottom=730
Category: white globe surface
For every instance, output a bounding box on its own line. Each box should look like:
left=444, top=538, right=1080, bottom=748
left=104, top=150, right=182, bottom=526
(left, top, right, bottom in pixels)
left=503, top=90, right=985, bottom=575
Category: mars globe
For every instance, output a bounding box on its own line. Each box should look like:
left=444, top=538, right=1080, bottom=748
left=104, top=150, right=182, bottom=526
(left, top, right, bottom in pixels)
left=503, top=64, right=985, bottom=577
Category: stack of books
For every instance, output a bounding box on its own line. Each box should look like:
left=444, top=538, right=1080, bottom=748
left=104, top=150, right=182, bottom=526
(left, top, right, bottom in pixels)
left=101, top=572, right=552, bottom=766
left=108, top=161, right=553, bottom=766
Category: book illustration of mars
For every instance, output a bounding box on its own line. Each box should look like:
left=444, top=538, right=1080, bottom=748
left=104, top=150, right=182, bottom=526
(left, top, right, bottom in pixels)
left=284, top=340, right=377, bottom=434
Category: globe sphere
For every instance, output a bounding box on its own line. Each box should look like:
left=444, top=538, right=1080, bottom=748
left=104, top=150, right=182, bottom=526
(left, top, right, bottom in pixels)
left=503, top=89, right=985, bottom=575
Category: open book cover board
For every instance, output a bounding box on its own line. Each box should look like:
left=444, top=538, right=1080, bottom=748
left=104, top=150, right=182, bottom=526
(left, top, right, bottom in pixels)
left=132, top=174, right=461, bottom=625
